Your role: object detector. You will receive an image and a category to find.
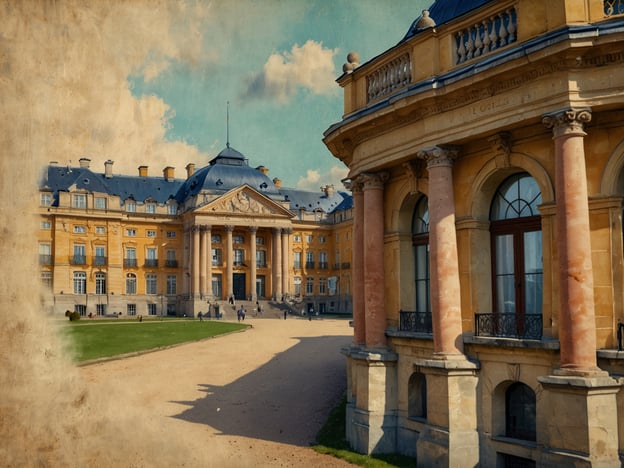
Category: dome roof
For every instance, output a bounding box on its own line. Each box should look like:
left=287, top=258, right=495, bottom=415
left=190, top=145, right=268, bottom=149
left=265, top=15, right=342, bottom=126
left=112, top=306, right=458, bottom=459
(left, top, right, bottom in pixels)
left=175, top=145, right=280, bottom=203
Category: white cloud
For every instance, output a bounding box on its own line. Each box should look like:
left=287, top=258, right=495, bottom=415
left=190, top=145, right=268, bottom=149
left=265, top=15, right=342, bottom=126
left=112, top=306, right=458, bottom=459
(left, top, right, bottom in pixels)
left=296, top=165, right=349, bottom=192
left=1, top=0, right=210, bottom=178
left=243, top=40, right=338, bottom=103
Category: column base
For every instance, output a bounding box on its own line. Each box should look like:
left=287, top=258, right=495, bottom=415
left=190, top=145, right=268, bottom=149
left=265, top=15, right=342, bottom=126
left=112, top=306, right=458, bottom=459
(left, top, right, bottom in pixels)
left=414, top=357, right=480, bottom=468
left=538, top=373, right=622, bottom=466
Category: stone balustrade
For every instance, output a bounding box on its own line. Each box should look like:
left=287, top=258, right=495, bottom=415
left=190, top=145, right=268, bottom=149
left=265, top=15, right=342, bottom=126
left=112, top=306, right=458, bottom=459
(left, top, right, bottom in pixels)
left=366, top=52, right=412, bottom=103
left=455, top=7, right=517, bottom=64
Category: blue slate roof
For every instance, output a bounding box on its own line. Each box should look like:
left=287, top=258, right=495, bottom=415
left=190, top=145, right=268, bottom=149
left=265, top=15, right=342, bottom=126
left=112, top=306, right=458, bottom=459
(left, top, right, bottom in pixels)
left=403, top=0, right=493, bottom=41
left=280, top=187, right=349, bottom=213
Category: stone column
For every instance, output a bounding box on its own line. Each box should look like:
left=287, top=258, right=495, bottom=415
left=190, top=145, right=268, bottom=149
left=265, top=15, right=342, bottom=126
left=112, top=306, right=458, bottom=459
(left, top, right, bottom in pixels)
left=205, top=225, right=212, bottom=297
left=225, top=225, right=234, bottom=299
left=249, top=226, right=257, bottom=302
left=199, top=225, right=208, bottom=297
left=345, top=179, right=365, bottom=345
left=282, top=228, right=291, bottom=297
left=417, top=146, right=464, bottom=357
left=542, top=108, right=601, bottom=375
left=192, top=225, right=200, bottom=297
left=360, top=172, right=388, bottom=348
left=273, top=228, right=283, bottom=300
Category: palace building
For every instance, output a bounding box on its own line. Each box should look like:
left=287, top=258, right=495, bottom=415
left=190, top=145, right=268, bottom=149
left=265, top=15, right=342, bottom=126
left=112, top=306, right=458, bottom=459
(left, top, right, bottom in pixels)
left=323, top=0, right=624, bottom=466
left=38, top=145, right=353, bottom=318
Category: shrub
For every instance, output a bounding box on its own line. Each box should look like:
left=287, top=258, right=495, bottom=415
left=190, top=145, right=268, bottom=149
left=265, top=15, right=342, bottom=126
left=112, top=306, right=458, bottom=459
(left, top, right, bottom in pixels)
left=69, top=311, right=81, bottom=321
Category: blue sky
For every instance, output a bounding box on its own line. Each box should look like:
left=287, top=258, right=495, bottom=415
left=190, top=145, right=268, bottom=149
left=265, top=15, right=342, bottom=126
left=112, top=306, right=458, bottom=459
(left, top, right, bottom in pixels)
left=125, top=0, right=431, bottom=190
left=6, top=0, right=430, bottom=191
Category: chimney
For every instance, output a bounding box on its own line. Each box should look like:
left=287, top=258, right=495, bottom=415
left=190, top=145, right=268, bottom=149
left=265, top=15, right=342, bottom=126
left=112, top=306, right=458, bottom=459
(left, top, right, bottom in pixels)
left=163, top=166, right=175, bottom=182
left=273, top=177, right=281, bottom=189
left=322, top=184, right=335, bottom=197
left=138, top=165, right=148, bottom=177
left=79, top=158, right=91, bottom=169
left=104, top=160, right=114, bottom=178
left=186, top=163, right=195, bottom=178
left=256, top=165, right=269, bottom=176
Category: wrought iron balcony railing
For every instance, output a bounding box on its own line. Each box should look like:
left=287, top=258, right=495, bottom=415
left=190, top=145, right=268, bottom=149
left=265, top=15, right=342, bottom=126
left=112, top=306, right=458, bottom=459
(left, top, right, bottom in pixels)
left=475, top=313, right=542, bottom=340
left=93, top=256, right=107, bottom=266
left=399, top=310, right=433, bottom=334
left=72, top=255, right=86, bottom=265
left=165, top=259, right=178, bottom=268
left=124, top=258, right=137, bottom=267
left=144, top=259, right=159, bottom=267
left=39, top=254, right=52, bottom=265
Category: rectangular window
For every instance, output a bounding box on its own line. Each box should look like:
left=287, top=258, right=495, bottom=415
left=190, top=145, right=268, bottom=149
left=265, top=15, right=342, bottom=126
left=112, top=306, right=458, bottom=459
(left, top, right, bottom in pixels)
left=41, top=271, right=52, bottom=288
left=75, top=304, right=86, bottom=316
left=127, top=304, right=136, bottom=316
left=319, top=277, right=327, bottom=295
left=145, top=248, right=158, bottom=267
left=146, top=274, right=157, bottom=295
left=166, top=231, right=176, bottom=238
left=306, top=235, right=313, bottom=243
left=96, top=304, right=107, bottom=316
left=73, top=245, right=86, bottom=265
left=146, top=204, right=156, bottom=214
left=148, top=303, right=157, bottom=316
left=95, top=272, right=106, bottom=294
left=319, top=235, right=326, bottom=243
left=212, top=248, right=222, bottom=266
left=305, top=252, right=314, bottom=269
left=73, top=272, right=86, bottom=294
left=94, top=246, right=106, bottom=265
left=41, top=221, right=51, bottom=230
left=293, top=252, right=301, bottom=269
left=40, top=193, right=52, bottom=206
left=73, top=194, right=86, bottom=209
left=126, top=228, right=136, bottom=237
left=306, top=276, right=314, bottom=295
left=319, top=252, right=328, bottom=269
left=256, top=236, right=264, bottom=245
left=256, top=250, right=266, bottom=268
left=74, top=225, right=86, bottom=234
left=95, top=197, right=107, bottom=210
left=294, top=276, right=302, bottom=296
left=167, top=204, right=177, bottom=215
left=166, top=250, right=177, bottom=268
left=234, top=249, right=245, bottom=266
left=167, top=275, right=177, bottom=295
left=39, top=243, right=52, bottom=265
left=146, top=230, right=157, bottom=238
left=95, top=226, right=106, bottom=235
left=126, top=274, right=137, bottom=294
left=166, top=303, right=176, bottom=316
left=233, top=235, right=245, bottom=244
left=126, top=202, right=136, bottom=213
left=125, top=247, right=137, bottom=267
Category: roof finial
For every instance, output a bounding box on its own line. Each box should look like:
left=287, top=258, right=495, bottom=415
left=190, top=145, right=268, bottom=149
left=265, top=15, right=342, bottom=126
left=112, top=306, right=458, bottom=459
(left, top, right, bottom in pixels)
left=226, top=101, right=230, bottom=148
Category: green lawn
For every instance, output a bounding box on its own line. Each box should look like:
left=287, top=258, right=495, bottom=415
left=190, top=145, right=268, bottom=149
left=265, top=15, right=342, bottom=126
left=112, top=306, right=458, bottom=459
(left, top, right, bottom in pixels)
left=64, top=320, right=249, bottom=362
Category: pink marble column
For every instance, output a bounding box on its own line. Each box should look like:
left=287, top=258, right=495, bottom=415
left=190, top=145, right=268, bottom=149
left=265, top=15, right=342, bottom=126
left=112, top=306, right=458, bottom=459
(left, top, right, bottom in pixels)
left=273, top=228, right=283, bottom=300
left=417, top=146, right=464, bottom=356
left=192, top=225, right=200, bottom=297
left=225, top=225, right=234, bottom=299
left=543, top=108, right=600, bottom=374
left=205, top=225, right=213, bottom=297
left=199, top=225, right=208, bottom=296
left=345, top=179, right=365, bottom=345
left=249, top=226, right=257, bottom=301
left=360, top=172, right=388, bottom=348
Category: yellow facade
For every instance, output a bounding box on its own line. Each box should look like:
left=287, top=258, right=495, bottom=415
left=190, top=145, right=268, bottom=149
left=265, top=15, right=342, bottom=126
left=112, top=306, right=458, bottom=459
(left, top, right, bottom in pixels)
left=324, top=0, right=624, bottom=465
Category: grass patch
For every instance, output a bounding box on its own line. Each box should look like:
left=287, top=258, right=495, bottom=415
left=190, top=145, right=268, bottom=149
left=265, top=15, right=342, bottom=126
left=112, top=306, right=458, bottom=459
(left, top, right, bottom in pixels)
left=64, top=320, right=249, bottom=362
left=313, top=395, right=417, bottom=468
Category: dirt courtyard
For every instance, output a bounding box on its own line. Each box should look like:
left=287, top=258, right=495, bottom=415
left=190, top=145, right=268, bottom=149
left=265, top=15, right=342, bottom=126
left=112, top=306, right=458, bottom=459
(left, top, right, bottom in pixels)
left=79, top=317, right=355, bottom=467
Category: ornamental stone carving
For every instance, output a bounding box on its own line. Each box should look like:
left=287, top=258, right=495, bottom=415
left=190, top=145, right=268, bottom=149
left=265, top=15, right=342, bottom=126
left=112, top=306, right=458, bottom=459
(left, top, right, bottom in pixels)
left=542, top=108, right=592, bottom=138
left=417, top=146, right=460, bottom=168
left=358, top=171, right=389, bottom=190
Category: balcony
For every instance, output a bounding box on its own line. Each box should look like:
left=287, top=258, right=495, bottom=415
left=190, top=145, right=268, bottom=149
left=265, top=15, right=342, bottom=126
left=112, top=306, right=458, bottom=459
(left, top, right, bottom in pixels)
left=399, top=310, right=433, bottom=334
left=305, top=261, right=315, bottom=269
left=475, top=313, right=542, bottom=340
left=72, top=255, right=86, bottom=265
left=165, top=259, right=178, bottom=268
left=144, top=259, right=159, bottom=267
left=39, top=254, right=52, bottom=265
left=341, top=262, right=351, bottom=269
left=93, top=256, right=107, bottom=266
left=124, top=258, right=137, bottom=267
left=318, top=262, right=328, bottom=270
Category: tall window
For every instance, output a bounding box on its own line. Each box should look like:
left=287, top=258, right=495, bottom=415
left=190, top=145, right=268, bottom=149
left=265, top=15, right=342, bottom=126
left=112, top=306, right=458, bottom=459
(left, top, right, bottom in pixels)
left=126, top=201, right=136, bottom=212
left=212, top=248, right=222, bottom=266
left=166, top=249, right=177, bottom=268
left=41, top=271, right=52, bottom=288
left=305, top=252, right=314, bottom=269
left=73, top=272, right=86, bottom=294
left=306, top=276, right=314, bottom=294
left=95, top=197, right=107, bottom=210
left=73, top=193, right=86, bottom=209
left=293, top=252, right=302, bottom=269
left=167, top=275, right=177, bottom=295
left=412, top=196, right=430, bottom=313
left=234, top=249, right=244, bottom=266
left=490, top=174, right=543, bottom=318
left=505, top=382, right=536, bottom=441
left=39, top=243, right=52, bottom=265
left=40, top=193, right=52, bottom=206
left=146, top=274, right=157, bottom=294
left=125, top=247, right=137, bottom=267
left=294, top=276, right=302, bottom=296
left=95, top=272, right=106, bottom=295
left=256, top=250, right=266, bottom=267
left=319, top=277, right=327, bottom=295
left=94, top=246, right=106, bottom=266
left=126, top=273, right=137, bottom=295
left=146, top=247, right=158, bottom=267
left=73, top=244, right=86, bottom=265
left=146, top=203, right=156, bottom=214
left=319, top=252, right=328, bottom=269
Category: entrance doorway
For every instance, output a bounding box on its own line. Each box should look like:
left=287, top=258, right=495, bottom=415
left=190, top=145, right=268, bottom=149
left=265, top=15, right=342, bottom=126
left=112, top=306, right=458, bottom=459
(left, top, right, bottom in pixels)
left=233, top=273, right=246, bottom=300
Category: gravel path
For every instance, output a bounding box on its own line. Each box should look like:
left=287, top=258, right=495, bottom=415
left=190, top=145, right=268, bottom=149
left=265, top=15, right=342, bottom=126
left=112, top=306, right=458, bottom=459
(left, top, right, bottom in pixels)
left=79, top=317, right=354, bottom=467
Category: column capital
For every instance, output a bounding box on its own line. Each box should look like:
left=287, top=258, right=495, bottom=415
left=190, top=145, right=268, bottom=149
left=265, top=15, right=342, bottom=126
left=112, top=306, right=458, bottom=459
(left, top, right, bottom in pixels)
left=199, top=224, right=211, bottom=232
left=358, top=171, right=389, bottom=190
left=273, top=227, right=282, bottom=234
left=542, top=108, right=592, bottom=138
left=282, top=227, right=293, bottom=235
left=224, top=225, right=234, bottom=232
left=191, top=225, right=201, bottom=233
left=248, top=226, right=258, bottom=233
left=417, top=145, right=460, bottom=169
left=343, top=178, right=363, bottom=193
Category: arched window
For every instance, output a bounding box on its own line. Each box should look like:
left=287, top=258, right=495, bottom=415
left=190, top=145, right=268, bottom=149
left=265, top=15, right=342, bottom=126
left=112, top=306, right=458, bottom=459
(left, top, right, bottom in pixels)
left=126, top=273, right=137, bottom=295
left=505, top=382, right=536, bottom=441
left=95, top=272, right=106, bottom=295
left=489, top=173, right=542, bottom=338
left=408, top=372, right=427, bottom=419
left=73, top=272, right=86, bottom=295
left=412, top=196, right=430, bottom=313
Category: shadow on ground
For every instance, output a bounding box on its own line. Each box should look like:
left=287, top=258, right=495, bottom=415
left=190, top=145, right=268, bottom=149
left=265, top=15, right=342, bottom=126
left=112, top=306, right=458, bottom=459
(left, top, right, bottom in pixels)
left=171, top=334, right=350, bottom=446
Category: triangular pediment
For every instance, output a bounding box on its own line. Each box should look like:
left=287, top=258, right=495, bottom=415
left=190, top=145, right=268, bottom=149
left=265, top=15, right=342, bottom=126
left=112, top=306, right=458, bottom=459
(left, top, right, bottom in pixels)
left=195, top=185, right=293, bottom=217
